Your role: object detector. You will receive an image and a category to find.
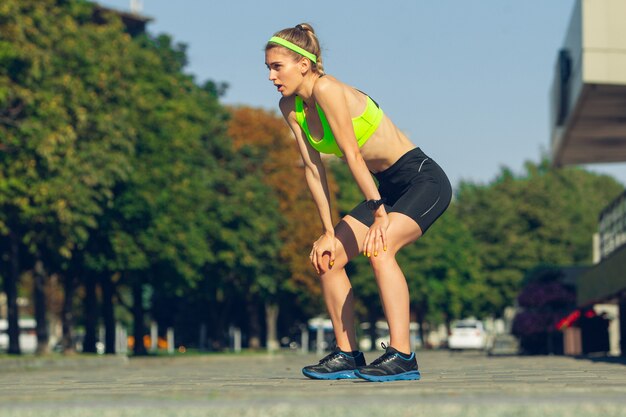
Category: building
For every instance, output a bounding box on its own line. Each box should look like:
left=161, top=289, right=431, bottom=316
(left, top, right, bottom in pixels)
left=93, top=3, right=152, bottom=37
left=550, top=0, right=626, bottom=356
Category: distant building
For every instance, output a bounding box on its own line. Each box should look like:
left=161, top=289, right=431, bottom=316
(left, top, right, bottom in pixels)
left=92, top=3, right=152, bottom=37
left=550, top=0, right=626, bottom=356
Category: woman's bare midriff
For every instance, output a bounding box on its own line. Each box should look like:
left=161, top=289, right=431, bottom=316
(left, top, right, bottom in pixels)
left=348, top=115, right=417, bottom=174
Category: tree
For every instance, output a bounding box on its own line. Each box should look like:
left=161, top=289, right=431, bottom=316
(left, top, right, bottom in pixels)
left=456, top=158, right=623, bottom=315
left=0, top=0, right=136, bottom=353
left=1, top=0, right=276, bottom=356
left=512, top=266, right=576, bottom=355
left=399, top=206, right=486, bottom=337
left=79, top=30, right=245, bottom=354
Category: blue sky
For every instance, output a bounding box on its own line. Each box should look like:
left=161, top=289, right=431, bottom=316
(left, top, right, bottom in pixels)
left=99, top=0, right=626, bottom=188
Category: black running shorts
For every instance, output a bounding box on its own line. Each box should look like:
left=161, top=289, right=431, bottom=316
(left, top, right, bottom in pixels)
left=348, top=147, right=452, bottom=234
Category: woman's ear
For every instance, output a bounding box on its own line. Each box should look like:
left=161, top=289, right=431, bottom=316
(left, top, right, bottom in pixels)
left=298, top=57, right=311, bottom=75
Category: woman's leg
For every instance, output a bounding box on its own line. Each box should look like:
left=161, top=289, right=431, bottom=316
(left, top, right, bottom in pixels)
left=368, top=212, right=423, bottom=354
left=317, top=216, right=368, bottom=352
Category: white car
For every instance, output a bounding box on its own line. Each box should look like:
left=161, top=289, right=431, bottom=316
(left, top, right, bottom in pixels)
left=0, top=318, right=38, bottom=354
left=448, top=320, right=487, bottom=350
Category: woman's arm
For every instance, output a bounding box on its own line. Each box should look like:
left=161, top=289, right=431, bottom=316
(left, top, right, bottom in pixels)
left=279, top=97, right=337, bottom=272
left=313, top=80, right=381, bottom=203
left=314, top=79, right=388, bottom=257
left=279, top=97, right=334, bottom=235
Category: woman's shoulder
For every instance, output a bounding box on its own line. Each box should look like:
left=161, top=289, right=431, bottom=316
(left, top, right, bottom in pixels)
left=312, top=74, right=345, bottom=95
left=278, top=95, right=297, bottom=116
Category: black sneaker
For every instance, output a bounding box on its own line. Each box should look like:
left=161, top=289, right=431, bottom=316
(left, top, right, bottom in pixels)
left=355, top=344, right=421, bottom=382
left=302, top=348, right=366, bottom=380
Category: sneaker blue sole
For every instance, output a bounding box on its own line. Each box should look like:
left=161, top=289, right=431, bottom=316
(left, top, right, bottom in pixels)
left=302, top=369, right=358, bottom=380
left=354, top=369, right=421, bottom=382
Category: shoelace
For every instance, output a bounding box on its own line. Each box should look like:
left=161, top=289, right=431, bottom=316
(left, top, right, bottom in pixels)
left=369, top=342, right=396, bottom=366
left=318, top=349, right=343, bottom=365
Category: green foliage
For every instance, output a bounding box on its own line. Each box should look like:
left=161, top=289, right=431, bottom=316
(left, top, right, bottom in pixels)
left=399, top=207, right=486, bottom=324
left=206, top=144, right=284, bottom=299
left=456, top=157, right=623, bottom=315
left=2, top=0, right=624, bottom=351
left=0, top=0, right=135, bottom=261
left=1, top=0, right=285, bottom=350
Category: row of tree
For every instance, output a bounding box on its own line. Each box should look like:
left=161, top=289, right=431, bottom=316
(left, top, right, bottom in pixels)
left=1, top=0, right=623, bottom=355
left=1, top=0, right=293, bottom=354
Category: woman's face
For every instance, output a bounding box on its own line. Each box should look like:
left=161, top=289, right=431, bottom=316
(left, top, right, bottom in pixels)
left=265, top=47, right=303, bottom=97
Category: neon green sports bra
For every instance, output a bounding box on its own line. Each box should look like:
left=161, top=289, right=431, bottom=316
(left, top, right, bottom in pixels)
left=294, top=93, right=384, bottom=157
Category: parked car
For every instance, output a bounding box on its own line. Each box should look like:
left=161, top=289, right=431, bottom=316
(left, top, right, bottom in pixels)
left=448, top=319, right=487, bottom=351
left=0, top=318, right=38, bottom=354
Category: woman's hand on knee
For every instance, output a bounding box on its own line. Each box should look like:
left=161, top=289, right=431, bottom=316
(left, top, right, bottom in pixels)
left=363, top=209, right=389, bottom=258
left=310, top=232, right=336, bottom=275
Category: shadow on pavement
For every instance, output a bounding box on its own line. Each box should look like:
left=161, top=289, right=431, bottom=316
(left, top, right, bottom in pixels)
left=574, top=354, right=626, bottom=366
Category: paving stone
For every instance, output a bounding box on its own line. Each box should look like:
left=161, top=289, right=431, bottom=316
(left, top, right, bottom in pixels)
left=1, top=350, right=625, bottom=416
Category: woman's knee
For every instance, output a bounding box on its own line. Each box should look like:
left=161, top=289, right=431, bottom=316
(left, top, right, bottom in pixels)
left=317, top=254, right=348, bottom=277
left=368, top=248, right=398, bottom=273
left=314, top=218, right=365, bottom=276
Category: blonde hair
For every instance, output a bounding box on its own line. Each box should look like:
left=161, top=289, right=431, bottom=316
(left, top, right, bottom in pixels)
left=266, top=23, right=325, bottom=75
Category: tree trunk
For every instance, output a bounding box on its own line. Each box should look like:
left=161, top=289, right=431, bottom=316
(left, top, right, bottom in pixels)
left=132, top=281, right=147, bottom=356
left=265, top=302, right=279, bottom=352
left=5, top=232, right=21, bottom=354
left=247, top=300, right=262, bottom=349
left=82, top=272, right=98, bottom=353
left=208, top=284, right=233, bottom=350
left=368, top=309, right=378, bottom=351
left=33, top=258, right=49, bottom=355
left=415, top=302, right=427, bottom=350
left=61, top=274, right=76, bottom=354
left=101, top=273, right=116, bottom=354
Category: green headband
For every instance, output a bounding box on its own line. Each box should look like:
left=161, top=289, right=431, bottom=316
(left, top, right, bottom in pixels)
left=268, top=36, right=317, bottom=64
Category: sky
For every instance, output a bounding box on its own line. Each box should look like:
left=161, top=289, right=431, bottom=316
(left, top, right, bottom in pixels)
left=99, top=0, right=626, bottom=189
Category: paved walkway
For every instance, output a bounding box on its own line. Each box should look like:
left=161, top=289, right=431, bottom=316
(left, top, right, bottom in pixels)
left=1, top=350, right=625, bottom=417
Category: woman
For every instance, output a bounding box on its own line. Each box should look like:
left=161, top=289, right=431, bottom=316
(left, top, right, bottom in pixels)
left=265, top=24, right=451, bottom=382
